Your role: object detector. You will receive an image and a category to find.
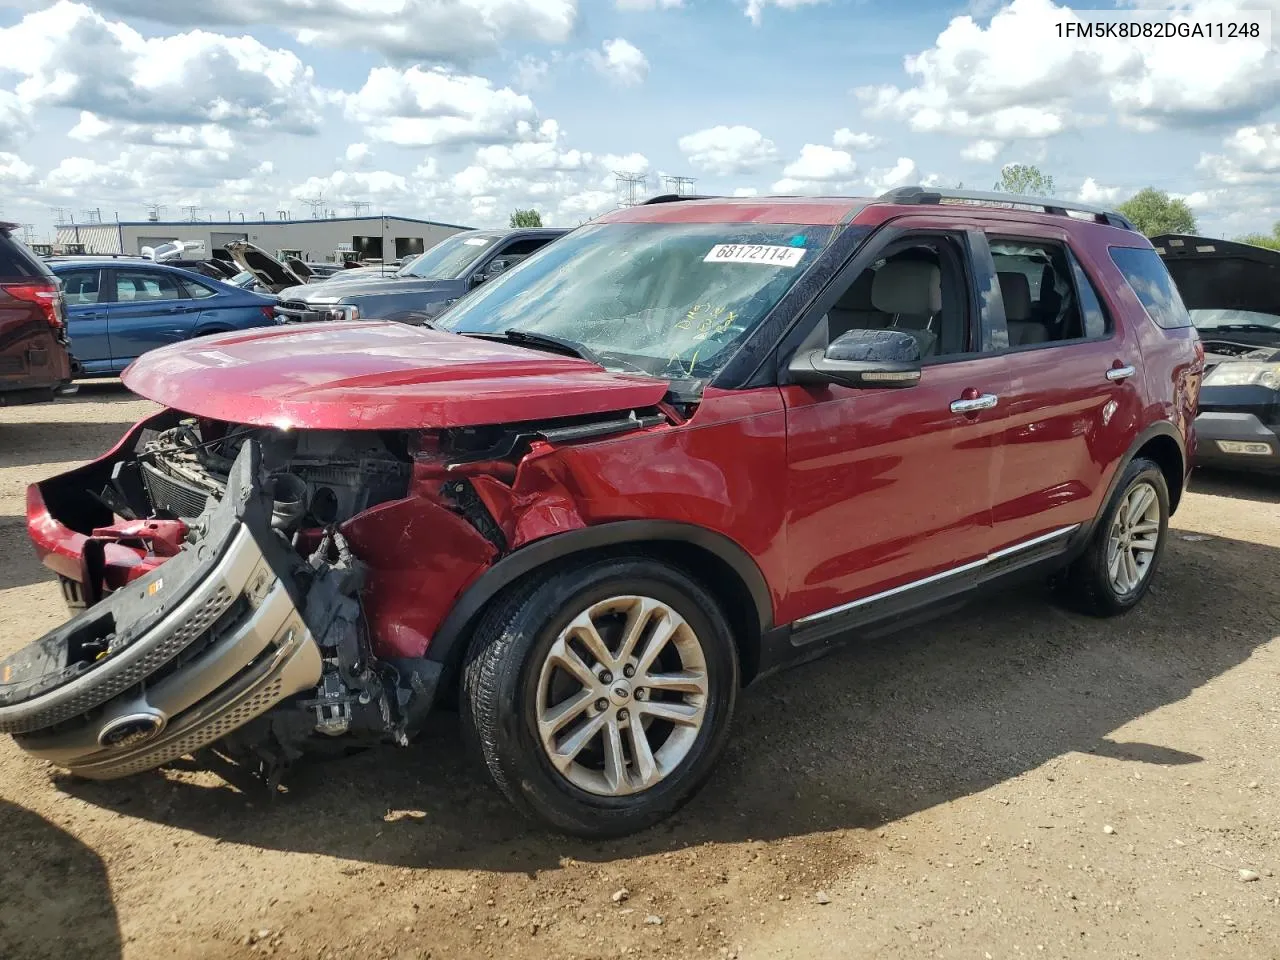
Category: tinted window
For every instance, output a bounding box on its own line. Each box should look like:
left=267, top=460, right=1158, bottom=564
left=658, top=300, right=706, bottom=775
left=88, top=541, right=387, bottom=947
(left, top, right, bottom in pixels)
left=1067, top=249, right=1110, bottom=338
left=59, top=269, right=103, bottom=305
left=179, top=277, right=219, bottom=299
left=0, top=232, right=54, bottom=280
left=397, top=233, right=500, bottom=280
left=1109, top=246, right=1192, bottom=329
left=115, top=270, right=187, bottom=302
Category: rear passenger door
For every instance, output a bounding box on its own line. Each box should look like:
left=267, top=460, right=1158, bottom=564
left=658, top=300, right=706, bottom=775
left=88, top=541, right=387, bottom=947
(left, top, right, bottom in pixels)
left=56, top=268, right=111, bottom=370
left=105, top=267, right=199, bottom=368
left=976, top=224, right=1145, bottom=551
left=778, top=224, right=1010, bottom=644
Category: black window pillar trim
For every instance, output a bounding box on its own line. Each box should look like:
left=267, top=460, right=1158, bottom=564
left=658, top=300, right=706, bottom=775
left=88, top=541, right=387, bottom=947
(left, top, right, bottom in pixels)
left=966, top=228, right=1008, bottom=353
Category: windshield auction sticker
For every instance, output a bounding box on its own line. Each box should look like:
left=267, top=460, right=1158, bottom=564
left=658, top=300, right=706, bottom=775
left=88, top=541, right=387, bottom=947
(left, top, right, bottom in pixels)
left=704, top=244, right=805, bottom=267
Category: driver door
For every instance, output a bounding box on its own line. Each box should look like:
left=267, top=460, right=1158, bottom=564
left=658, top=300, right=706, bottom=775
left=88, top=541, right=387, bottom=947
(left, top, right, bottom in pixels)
left=779, top=226, right=1009, bottom=644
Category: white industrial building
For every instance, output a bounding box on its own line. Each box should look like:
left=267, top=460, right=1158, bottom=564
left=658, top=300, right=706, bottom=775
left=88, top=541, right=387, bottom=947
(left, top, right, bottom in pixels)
left=52, top=214, right=475, bottom=263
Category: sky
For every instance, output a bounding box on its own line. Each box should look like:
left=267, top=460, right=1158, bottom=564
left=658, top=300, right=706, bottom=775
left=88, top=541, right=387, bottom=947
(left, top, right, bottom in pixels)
left=0, top=0, right=1276, bottom=240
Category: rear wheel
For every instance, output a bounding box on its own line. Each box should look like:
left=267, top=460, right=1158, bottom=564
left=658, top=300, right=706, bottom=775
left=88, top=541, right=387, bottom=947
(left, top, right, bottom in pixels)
left=461, top=556, right=739, bottom=838
left=1056, top=456, right=1169, bottom=616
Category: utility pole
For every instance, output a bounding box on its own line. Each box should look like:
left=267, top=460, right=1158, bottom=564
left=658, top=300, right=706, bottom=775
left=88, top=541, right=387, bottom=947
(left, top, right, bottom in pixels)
left=81, top=208, right=103, bottom=224
left=614, top=171, right=648, bottom=208
left=51, top=207, right=73, bottom=226
left=298, top=194, right=326, bottom=219
left=348, top=200, right=372, bottom=217
left=661, top=175, right=697, bottom=196
left=181, top=204, right=202, bottom=222
left=145, top=201, right=166, bottom=222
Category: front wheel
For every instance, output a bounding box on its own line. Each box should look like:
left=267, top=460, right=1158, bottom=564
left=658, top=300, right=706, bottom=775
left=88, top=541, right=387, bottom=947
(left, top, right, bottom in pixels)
left=461, top=557, right=739, bottom=838
left=1057, top=456, right=1170, bottom=616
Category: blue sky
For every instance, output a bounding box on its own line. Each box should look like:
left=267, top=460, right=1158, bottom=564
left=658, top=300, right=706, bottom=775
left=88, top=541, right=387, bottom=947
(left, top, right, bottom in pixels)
left=0, top=0, right=1276, bottom=239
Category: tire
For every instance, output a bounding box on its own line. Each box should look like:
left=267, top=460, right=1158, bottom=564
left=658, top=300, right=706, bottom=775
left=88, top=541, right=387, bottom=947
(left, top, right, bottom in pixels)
left=1057, top=456, right=1170, bottom=617
left=460, top=556, right=740, bottom=838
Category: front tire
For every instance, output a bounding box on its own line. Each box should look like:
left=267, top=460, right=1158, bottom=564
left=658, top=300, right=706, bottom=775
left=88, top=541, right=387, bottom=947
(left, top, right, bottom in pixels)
left=461, top=556, right=739, bottom=838
left=1057, top=456, right=1170, bottom=616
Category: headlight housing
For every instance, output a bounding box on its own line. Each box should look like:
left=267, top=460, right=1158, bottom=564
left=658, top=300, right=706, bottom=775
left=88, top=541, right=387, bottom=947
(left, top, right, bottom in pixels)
left=1203, top=361, right=1280, bottom=390
left=327, top=304, right=360, bottom=322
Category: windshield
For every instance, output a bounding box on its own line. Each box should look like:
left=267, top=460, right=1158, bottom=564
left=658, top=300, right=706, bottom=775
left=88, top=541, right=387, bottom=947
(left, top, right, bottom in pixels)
left=437, top=222, right=834, bottom=380
left=397, top=233, right=499, bottom=280
left=1190, top=308, right=1280, bottom=330
left=230, top=270, right=256, bottom=287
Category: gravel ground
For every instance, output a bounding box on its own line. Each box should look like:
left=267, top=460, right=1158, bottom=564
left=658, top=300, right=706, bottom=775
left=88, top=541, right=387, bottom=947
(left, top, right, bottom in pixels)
left=2, top=383, right=1279, bottom=960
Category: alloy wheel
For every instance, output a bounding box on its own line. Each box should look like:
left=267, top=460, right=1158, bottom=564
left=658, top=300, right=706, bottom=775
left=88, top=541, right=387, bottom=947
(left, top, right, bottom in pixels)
left=1105, top=479, right=1162, bottom=595
left=534, top=595, right=709, bottom=797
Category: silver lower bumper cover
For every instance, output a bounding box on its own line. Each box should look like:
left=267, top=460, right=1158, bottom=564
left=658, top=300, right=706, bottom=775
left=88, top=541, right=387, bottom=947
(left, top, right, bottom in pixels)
left=1, top=441, right=324, bottom=779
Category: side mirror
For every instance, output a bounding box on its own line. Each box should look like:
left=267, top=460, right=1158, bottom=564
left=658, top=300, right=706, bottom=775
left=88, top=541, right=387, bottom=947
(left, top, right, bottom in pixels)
left=787, top=328, right=922, bottom=389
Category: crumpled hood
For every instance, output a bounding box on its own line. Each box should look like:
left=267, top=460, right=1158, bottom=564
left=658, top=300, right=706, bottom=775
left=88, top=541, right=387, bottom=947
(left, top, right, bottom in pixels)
left=120, top=321, right=670, bottom=430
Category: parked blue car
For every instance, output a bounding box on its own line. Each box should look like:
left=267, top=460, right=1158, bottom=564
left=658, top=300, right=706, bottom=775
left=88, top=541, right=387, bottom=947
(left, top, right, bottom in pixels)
left=47, top=257, right=280, bottom=376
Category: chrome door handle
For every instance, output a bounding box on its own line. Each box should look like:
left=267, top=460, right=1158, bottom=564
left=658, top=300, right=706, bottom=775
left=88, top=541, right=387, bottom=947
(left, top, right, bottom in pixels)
left=1106, top=365, right=1136, bottom=381
left=950, top=393, right=998, bottom=414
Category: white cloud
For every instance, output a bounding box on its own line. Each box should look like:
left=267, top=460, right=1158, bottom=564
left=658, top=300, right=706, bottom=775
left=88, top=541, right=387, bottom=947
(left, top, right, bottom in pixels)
left=863, top=157, right=919, bottom=193
left=743, top=0, right=828, bottom=27
left=0, top=2, right=325, bottom=135
left=771, top=144, right=856, bottom=193
left=732, top=187, right=760, bottom=197
left=1198, top=123, right=1280, bottom=184
left=0, top=91, right=31, bottom=150
left=616, top=0, right=682, bottom=9
left=858, top=0, right=1280, bottom=138
left=344, top=67, right=538, bottom=147
left=677, top=125, right=778, bottom=176
left=832, top=128, right=882, bottom=151
left=0, top=153, right=36, bottom=185
left=344, top=142, right=372, bottom=167
left=1076, top=177, right=1123, bottom=204
left=68, top=111, right=111, bottom=141
left=85, top=0, right=579, bottom=65
left=961, top=139, right=1004, bottom=162
left=513, top=56, right=551, bottom=89
left=588, top=38, right=649, bottom=86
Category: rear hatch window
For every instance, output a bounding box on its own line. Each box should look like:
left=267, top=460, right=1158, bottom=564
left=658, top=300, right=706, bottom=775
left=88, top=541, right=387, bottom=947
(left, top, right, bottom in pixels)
left=0, top=231, right=56, bottom=281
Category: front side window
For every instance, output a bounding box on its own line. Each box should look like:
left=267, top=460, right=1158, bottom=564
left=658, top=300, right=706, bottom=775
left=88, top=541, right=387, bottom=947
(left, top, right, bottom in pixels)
left=437, top=222, right=834, bottom=380
left=397, top=233, right=501, bottom=280
left=115, top=270, right=186, bottom=302
left=1109, top=246, right=1192, bottom=329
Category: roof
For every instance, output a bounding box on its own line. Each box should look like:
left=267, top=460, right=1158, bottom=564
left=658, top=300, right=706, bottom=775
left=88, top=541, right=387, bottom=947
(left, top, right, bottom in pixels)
left=0, top=221, right=18, bottom=233
left=110, top=214, right=476, bottom=230
left=46, top=257, right=201, bottom=270
left=599, top=196, right=868, bottom=226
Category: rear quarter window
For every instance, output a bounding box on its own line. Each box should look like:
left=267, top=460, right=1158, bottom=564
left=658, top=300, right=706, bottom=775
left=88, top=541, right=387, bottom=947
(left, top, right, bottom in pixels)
left=0, top=232, right=55, bottom=280
left=1108, top=246, right=1192, bottom=329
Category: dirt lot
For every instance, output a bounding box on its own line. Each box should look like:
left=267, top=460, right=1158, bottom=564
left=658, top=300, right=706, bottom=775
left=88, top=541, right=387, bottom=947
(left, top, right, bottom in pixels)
left=2, top=384, right=1279, bottom=960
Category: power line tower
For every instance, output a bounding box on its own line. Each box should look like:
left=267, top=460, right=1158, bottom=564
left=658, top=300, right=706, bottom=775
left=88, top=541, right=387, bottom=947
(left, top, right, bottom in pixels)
left=20, top=224, right=35, bottom=244
left=348, top=200, right=372, bottom=217
left=298, top=194, right=326, bottom=219
left=145, top=201, right=166, bottom=222
left=662, top=175, right=697, bottom=196
left=51, top=207, right=73, bottom=225
left=81, top=208, right=103, bottom=224
left=181, top=204, right=202, bottom=222
left=614, top=171, right=647, bottom=208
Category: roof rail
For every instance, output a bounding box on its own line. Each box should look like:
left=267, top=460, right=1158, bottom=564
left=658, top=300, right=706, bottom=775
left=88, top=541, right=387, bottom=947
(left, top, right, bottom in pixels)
left=641, top=194, right=721, bottom=205
left=877, top=186, right=1137, bottom=231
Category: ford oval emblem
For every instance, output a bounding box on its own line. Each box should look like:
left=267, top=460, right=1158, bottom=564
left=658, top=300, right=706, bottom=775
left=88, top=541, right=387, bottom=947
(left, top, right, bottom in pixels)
left=98, top=713, right=165, bottom=749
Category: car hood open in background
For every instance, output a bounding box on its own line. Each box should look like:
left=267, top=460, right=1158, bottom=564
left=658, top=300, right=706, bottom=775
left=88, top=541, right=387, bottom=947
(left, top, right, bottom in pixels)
left=224, top=240, right=311, bottom=293
left=1153, top=235, right=1280, bottom=330
left=119, top=321, right=670, bottom=430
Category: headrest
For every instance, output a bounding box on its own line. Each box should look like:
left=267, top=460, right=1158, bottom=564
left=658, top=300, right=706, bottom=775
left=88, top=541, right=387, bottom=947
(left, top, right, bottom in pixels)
left=998, top=271, right=1032, bottom=322
left=870, top=258, right=942, bottom=315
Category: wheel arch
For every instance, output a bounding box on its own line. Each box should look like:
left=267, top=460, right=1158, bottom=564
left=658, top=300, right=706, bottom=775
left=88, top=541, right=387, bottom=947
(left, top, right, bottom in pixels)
left=427, top=521, right=775, bottom=690
left=1094, top=420, right=1187, bottom=531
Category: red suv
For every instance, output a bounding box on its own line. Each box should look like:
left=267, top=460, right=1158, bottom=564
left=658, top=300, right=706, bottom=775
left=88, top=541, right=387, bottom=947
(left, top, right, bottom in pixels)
left=1, top=189, right=1202, bottom=838
left=0, top=223, right=75, bottom=405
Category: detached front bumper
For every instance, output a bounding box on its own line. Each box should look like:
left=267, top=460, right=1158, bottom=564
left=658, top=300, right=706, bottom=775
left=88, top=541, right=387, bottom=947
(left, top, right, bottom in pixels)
left=1, top=442, right=323, bottom=778
left=1194, top=411, right=1280, bottom=473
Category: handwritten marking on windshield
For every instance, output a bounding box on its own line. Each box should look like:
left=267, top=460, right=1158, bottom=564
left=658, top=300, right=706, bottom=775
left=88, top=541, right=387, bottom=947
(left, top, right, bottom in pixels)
left=676, top=303, right=737, bottom=341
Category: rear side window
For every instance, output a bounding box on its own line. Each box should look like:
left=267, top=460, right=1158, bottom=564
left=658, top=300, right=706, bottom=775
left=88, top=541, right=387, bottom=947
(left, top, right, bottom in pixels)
left=179, top=277, right=219, bottom=299
left=0, top=232, right=54, bottom=280
left=1109, top=246, right=1192, bottom=329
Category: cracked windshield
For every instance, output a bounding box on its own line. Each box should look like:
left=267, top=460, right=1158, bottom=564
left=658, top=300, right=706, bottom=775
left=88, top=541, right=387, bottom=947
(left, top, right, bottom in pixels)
left=437, top=222, right=834, bottom=378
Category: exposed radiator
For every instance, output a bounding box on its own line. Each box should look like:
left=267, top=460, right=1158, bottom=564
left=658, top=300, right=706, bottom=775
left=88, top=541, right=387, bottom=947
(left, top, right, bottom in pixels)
left=140, top=461, right=212, bottom=519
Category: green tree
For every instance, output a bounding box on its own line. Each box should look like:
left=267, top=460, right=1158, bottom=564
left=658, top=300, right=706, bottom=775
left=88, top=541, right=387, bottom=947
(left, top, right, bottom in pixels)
left=509, top=208, right=543, bottom=228
left=1235, top=222, right=1280, bottom=251
left=1115, top=188, right=1197, bottom=237
left=993, top=164, right=1055, bottom=196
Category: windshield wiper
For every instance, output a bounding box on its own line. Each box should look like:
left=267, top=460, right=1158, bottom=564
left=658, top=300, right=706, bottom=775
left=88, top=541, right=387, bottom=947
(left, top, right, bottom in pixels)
left=463, top=329, right=604, bottom=366
left=1200, top=323, right=1280, bottom=334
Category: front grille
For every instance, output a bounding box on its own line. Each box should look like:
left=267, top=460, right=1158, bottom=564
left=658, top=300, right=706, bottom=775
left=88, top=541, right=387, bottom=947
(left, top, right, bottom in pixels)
left=275, top=300, right=325, bottom=323
left=140, top=461, right=211, bottom=519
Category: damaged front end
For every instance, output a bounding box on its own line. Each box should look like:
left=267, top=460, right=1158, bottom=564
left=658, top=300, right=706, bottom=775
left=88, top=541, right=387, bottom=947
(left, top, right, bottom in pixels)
left=2, top=438, right=438, bottom=786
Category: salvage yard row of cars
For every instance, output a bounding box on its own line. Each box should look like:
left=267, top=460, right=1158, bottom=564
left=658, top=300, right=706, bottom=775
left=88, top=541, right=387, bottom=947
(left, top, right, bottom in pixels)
left=0, top=188, right=1276, bottom=839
